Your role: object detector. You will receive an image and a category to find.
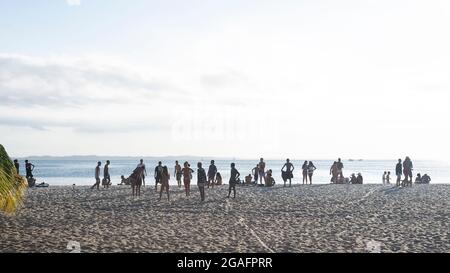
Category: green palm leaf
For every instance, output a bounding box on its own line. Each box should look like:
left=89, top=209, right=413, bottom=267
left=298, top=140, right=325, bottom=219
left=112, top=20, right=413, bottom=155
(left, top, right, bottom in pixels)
left=0, top=144, right=27, bottom=214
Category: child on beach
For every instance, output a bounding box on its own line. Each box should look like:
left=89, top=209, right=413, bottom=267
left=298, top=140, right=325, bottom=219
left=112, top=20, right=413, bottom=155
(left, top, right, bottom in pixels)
left=265, top=169, right=275, bottom=187
left=382, top=171, right=387, bottom=185
left=182, top=162, right=194, bottom=196
left=386, top=171, right=391, bottom=184
left=159, top=166, right=170, bottom=202
left=396, top=159, right=402, bottom=187
left=215, top=172, right=223, bottom=186
left=197, top=162, right=207, bottom=202
left=227, top=163, right=240, bottom=198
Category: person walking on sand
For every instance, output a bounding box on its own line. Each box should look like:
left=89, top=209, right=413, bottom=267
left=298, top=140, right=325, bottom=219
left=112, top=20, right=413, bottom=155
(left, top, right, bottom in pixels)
left=197, top=162, right=207, bottom=202
left=13, top=159, right=19, bottom=174
left=131, top=165, right=144, bottom=197
left=174, top=160, right=182, bottom=188
left=137, top=159, right=147, bottom=187
left=154, top=161, right=163, bottom=191
left=227, top=163, right=240, bottom=198
left=403, top=156, right=413, bottom=186
left=281, top=158, right=295, bottom=187
left=25, top=160, right=35, bottom=180
left=386, top=171, right=391, bottom=184
left=307, top=161, right=317, bottom=184
left=382, top=171, right=387, bottom=185
left=251, top=164, right=259, bottom=183
left=396, top=159, right=402, bottom=187
left=257, top=158, right=266, bottom=185
left=182, top=162, right=194, bottom=196
left=91, top=161, right=101, bottom=190
left=159, top=166, right=170, bottom=201
left=103, top=160, right=111, bottom=188
left=207, top=160, right=217, bottom=188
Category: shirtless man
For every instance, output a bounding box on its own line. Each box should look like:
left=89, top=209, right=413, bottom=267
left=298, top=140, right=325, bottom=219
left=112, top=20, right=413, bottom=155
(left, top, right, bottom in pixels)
left=137, top=159, right=147, bottom=187
left=281, top=158, right=295, bottom=187
left=207, top=160, right=217, bottom=188
left=174, top=160, right=182, bottom=188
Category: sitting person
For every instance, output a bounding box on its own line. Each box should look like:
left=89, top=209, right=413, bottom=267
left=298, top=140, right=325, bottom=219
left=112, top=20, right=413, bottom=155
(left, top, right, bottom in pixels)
left=336, top=176, right=350, bottom=184
left=120, top=175, right=131, bottom=185
left=356, top=173, right=363, bottom=184
left=265, top=169, right=275, bottom=187
left=215, top=172, right=223, bottom=185
left=415, top=173, right=422, bottom=184
left=245, top=174, right=252, bottom=184
left=421, top=174, right=431, bottom=184
left=350, top=173, right=357, bottom=184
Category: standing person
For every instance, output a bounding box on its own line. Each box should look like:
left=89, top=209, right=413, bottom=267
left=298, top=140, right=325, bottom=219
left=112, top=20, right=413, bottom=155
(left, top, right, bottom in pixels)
left=227, top=163, right=240, bottom=198
left=281, top=158, right=295, bottom=187
left=131, top=165, right=144, bottom=197
left=13, top=159, right=19, bottom=174
left=137, top=159, right=147, bottom=187
left=251, top=165, right=259, bottom=183
left=382, top=171, right=387, bottom=185
left=159, top=166, right=170, bottom=202
left=302, top=161, right=308, bottom=184
left=386, top=171, right=391, bottom=184
left=356, top=173, right=363, bottom=184
left=154, top=161, right=163, bottom=192
left=307, top=161, right=317, bottom=184
left=257, top=158, right=266, bottom=185
left=103, top=160, right=111, bottom=188
left=207, top=160, right=217, bottom=189
left=91, top=161, right=101, bottom=190
left=174, top=161, right=182, bottom=188
left=403, top=157, right=413, bottom=186
left=336, top=158, right=344, bottom=179
left=330, top=161, right=338, bottom=183
left=395, top=159, right=402, bottom=187
left=25, top=160, right=35, bottom=180
left=197, top=162, right=207, bottom=202
left=182, top=162, right=194, bottom=196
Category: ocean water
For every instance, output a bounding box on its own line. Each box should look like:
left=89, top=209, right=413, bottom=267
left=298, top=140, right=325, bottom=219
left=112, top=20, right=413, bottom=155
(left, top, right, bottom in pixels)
left=15, top=158, right=450, bottom=186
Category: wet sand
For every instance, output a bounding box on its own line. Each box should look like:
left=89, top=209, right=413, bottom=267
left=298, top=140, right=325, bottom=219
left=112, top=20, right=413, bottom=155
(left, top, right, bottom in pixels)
left=1, top=184, right=449, bottom=253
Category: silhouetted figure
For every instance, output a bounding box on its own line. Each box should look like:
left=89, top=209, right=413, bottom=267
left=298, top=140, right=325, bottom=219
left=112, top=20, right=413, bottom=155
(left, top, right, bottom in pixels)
left=386, top=171, right=391, bottom=184
left=415, top=173, right=422, bottom=184
left=131, top=166, right=144, bottom=196
left=197, top=162, right=207, bottom=202
left=421, top=174, right=431, bottom=184
left=227, top=163, right=240, bottom=198
left=174, top=161, right=182, bottom=188
left=91, top=161, right=101, bottom=190
left=257, top=158, right=266, bottom=185
left=159, top=166, right=170, bottom=201
left=356, top=173, right=363, bottom=184
left=281, top=159, right=294, bottom=187
left=154, top=161, right=163, bottom=191
left=182, top=162, right=194, bottom=196
left=13, top=159, right=19, bottom=174
left=382, top=171, right=387, bottom=185
left=403, top=157, right=413, bottom=187
left=330, top=161, right=338, bottom=183
left=103, top=160, right=111, bottom=188
left=350, top=173, right=357, bottom=184
left=207, top=160, right=217, bottom=188
left=265, top=169, right=275, bottom=187
left=25, top=159, right=35, bottom=180
left=137, top=159, right=147, bottom=187
left=302, top=161, right=308, bottom=184
left=336, top=158, right=344, bottom=179
left=215, top=172, right=223, bottom=186
left=307, top=161, right=316, bottom=184
left=395, top=159, right=402, bottom=187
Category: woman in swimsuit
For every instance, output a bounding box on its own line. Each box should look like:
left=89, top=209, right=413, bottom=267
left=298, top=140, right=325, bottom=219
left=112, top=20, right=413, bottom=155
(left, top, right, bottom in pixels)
left=159, top=166, right=170, bottom=201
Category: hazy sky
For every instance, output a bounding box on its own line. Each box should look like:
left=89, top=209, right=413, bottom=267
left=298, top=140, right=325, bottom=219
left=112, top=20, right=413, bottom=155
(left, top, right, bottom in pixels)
left=1, top=0, right=450, bottom=160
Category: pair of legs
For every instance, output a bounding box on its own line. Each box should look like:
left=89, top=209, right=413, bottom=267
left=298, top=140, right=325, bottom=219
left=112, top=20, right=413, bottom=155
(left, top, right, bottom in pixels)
left=91, top=178, right=100, bottom=190
left=184, top=179, right=191, bottom=196
left=227, top=183, right=236, bottom=198
left=198, top=185, right=205, bottom=201
left=159, top=182, right=170, bottom=201
left=396, top=174, right=401, bottom=187
left=284, top=178, right=292, bottom=187
left=155, top=176, right=161, bottom=191
left=308, top=173, right=313, bottom=184
left=176, top=173, right=182, bottom=188
left=207, top=176, right=215, bottom=188
left=258, top=171, right=265, bottom=184
left=132, top=184, right=141, bottom=196
left=302, top=171, right=307, bottom=184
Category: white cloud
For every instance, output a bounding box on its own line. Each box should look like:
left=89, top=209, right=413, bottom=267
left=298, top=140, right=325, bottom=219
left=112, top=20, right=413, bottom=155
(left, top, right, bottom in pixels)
left=66, top=0, right=81, bottom=6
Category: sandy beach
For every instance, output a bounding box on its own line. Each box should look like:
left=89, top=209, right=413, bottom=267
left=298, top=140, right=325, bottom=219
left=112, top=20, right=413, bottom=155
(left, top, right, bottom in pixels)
left=1, top=184, right=449, bottom=253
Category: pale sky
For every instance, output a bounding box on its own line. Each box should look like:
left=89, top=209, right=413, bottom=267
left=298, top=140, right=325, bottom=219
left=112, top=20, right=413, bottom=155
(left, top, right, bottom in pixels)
left=1, top=0, right=450, bottom=160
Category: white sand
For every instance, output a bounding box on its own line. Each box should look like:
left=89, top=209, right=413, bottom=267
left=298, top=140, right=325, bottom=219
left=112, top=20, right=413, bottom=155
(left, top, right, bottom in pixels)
left=1, top=184, right=449, bottom=253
